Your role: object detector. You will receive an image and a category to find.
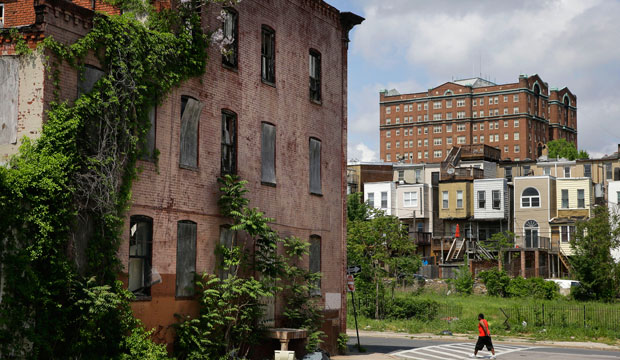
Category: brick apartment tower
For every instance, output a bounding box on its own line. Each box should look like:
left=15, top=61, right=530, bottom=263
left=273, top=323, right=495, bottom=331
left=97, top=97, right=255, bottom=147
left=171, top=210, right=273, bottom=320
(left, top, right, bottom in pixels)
left=379, top=75, right=577, bottom=163
left=0, top=0, right=362, bottom=354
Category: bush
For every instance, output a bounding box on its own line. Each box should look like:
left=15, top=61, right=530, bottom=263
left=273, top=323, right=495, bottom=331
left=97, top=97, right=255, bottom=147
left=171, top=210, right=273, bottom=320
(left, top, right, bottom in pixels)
left=452, top=265, right=474, bottom=295
left=383, top=297, right=439, bottom=321
left=503, top=276, right=560, bottom=300
left=479, top=269, right=510, bottom=297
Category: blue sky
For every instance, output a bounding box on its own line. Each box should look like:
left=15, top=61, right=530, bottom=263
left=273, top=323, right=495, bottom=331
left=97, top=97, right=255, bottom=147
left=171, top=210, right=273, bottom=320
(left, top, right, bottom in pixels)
left=326, top=0, right=620, bottom=161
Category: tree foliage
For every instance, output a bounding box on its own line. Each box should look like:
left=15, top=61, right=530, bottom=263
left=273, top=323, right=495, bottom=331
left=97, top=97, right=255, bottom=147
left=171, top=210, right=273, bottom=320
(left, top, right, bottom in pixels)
left=546, top=139, right=589, bottom=160
left=347, top=202, right=420, bottom=319
left=347, top=192, right=369, bottom=222
left=570, top=205, right=620, bottom=301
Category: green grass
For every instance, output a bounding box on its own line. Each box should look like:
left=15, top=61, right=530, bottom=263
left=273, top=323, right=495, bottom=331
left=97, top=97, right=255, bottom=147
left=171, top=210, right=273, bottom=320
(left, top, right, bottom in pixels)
left=346, top=289, right=620, bottom=345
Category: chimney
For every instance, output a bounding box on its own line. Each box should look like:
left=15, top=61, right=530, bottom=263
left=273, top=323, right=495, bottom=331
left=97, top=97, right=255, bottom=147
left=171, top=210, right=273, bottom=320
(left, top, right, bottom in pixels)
left=617, top=144, right=620, bottom=156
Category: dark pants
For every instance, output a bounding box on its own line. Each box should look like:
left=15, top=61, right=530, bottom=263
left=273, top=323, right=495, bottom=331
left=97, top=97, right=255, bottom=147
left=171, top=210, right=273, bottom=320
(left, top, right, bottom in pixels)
left=475, top=336, right=493, bottom=351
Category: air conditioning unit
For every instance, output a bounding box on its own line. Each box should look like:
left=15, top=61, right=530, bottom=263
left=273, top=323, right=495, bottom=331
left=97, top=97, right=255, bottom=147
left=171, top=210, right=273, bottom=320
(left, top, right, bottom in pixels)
left=399, top=180, right=405, bottom=185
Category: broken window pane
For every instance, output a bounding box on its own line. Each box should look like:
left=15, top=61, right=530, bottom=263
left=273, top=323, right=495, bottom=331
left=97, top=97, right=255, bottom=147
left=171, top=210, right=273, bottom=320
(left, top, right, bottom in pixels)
left=261, top=122, right=276, bottom=184
left=179, top=96, right=203, bottom=168
left=309, top=50, right=321, bottom=102
left=0, top=57, right=19, bottom=145
left=221, top=110, right=237, bottom=175
left=309, top=138, right=322, bottom=195
left=176, top=220, right=196, bottom=297
left=222, top=8, right=238, bottom=68
left=77, top=64, right=104, bottom=96
left=261, top=25, right=275, bottom=84
left=309, top=235, right=321, bottom=295
left=129, top=215, right=153, bottom=297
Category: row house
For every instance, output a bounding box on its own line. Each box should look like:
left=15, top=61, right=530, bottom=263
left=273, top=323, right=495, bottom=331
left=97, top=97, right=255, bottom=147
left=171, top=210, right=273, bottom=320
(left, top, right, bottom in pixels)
left=608, top=181, right=620, bottom=262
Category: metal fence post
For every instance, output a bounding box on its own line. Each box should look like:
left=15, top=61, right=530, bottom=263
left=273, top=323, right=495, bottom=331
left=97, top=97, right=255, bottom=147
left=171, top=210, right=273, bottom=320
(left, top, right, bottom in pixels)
left=542, top=304, right=545, bottom=326
left=583, top=305, right=586, bottom=328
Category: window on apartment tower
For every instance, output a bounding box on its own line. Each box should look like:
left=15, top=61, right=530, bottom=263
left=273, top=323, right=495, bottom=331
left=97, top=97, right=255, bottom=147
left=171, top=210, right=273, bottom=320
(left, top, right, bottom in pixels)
left=180, top=96, right=203, bottom=169
left=478, top=190, right=485, bottom=209
left=309, top=138, right=322, bottom=195
left=221, top=110, right=237, bottom=175
left=521, top=187, right=540, bottom=207
left=222, top=8, right=238, bottom=68
left=129, top=215, right=153, bottom=297
left=309, top=235, right=322, bottom=295
left=261, top=123, right=276, bottom=185
left=492, top=190, right=501, bottom=210
left=309, top=50, right=321, bottom=102
left=176, top=220, right=197, bottom=297
left=261, top=25, right=276, bottom=84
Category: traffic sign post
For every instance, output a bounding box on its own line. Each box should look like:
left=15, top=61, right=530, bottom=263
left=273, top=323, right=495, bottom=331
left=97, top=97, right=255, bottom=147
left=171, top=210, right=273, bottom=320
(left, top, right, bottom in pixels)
left=346, top=274, right=361, bottom=351
left=347, top=265, right=361, bottom=275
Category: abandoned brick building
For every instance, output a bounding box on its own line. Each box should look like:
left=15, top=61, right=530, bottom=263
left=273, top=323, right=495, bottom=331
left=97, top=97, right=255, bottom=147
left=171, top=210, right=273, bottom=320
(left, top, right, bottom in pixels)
left=0, top=0, right=362, bottom=353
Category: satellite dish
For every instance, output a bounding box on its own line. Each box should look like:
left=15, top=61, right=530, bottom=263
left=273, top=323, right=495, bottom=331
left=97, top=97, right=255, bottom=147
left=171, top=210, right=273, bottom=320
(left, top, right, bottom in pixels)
left=447, top=168, right=455, bottom=175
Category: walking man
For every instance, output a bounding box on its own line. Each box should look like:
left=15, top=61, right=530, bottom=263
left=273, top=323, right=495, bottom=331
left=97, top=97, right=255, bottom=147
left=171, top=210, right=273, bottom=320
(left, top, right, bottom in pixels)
left=470, top=313, right=495, bottom=359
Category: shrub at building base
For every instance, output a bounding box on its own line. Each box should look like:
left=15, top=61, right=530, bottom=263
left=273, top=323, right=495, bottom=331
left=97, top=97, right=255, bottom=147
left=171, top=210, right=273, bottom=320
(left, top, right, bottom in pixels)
left=478, top=269, right=559, bottom=300
left=173, top=176, right=324, bottom=359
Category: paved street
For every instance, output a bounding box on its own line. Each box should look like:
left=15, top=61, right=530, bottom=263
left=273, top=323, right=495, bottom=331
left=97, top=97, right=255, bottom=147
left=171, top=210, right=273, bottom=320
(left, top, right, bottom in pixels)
left=337, top=334, right=620, bottom=360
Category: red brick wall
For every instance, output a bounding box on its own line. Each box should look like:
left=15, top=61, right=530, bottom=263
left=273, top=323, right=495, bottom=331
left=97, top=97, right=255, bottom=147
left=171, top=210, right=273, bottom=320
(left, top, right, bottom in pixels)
left=3, top=0, right=349, bottom=355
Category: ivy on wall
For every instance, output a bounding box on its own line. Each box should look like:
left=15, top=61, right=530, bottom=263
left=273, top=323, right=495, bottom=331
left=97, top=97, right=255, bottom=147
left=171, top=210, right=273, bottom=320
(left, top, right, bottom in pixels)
left=0, top=1, right=236, bottom=357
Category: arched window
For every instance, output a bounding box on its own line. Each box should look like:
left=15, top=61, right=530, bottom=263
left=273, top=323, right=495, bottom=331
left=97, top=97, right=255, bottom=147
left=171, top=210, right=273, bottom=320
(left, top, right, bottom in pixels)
left=524, top=219, right=539, bottom=248
left=563, top=96, right=570, bottom=126
left=521, top=187, right=540, bottom=208
left=532, top=83, right=540, bottom=117
left=129, top=215, right=153, bottom=297
left=176, top=220, right=197, bottom=297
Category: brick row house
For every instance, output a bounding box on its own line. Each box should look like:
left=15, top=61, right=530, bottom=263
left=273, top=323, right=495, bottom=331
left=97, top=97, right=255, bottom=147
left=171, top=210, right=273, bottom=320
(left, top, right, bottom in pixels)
left=379, top=75, right=577, bottom=164
left=0, top=0, right=363, bottom=353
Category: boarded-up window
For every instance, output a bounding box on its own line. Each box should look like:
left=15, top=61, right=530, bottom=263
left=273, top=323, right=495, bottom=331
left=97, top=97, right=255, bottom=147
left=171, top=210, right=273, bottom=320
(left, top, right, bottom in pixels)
left=309, top=235, right=321, bottom=295
left=77, top=65, right=104, bottom=96
left=179, top=96, right=203, bottom=168
left=0, top=57, right=19, bottom=145
left=309, top=138, right=322, bottom=195
left=141, top=106, right=156, bottom=160
left=129, top=215, right=153, bottom=297
left=176, top=220, right=196, bottom=297
left=261, top=122, right=276, bottom=184
left=221, top=110, right=237, bottom=175
left=218, top=226, right=236, bottom=279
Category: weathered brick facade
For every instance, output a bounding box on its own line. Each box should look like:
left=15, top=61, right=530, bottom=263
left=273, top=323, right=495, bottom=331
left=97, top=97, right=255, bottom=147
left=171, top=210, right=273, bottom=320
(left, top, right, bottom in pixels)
left=1, top=0, right=362, bottom=354
left=379, top=75, right=577, bottom=164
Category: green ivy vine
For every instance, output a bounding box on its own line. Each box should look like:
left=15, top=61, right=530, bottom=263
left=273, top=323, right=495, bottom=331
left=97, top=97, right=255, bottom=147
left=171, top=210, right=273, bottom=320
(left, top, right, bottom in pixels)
left=0, top=1, right=234, bottom=358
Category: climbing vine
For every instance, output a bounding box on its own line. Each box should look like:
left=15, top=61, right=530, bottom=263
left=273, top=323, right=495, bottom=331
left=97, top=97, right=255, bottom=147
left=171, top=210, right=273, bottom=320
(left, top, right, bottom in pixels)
left=0, top=1, right=236, bottom=358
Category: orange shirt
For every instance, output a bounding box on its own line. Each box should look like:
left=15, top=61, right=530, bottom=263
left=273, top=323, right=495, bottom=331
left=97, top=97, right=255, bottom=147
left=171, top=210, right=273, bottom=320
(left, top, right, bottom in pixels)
left=478, top=319, right=490, bottom=337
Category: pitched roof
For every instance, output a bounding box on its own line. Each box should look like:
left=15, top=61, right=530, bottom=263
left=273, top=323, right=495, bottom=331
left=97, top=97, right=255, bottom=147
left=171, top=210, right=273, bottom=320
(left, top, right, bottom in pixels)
left=452, top=77, right=496, bottom=88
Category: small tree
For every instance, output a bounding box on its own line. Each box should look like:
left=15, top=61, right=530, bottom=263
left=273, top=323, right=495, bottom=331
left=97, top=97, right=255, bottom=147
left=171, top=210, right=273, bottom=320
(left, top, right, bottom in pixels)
left=546, top=139, right=589, bottom=160
left=483, top=231, right=515, bottom=265
left=570, top=205, right=620, bottom=301
left=452, top=265, right=473, bottom=295
left=347, top=207, right=420, bottom=319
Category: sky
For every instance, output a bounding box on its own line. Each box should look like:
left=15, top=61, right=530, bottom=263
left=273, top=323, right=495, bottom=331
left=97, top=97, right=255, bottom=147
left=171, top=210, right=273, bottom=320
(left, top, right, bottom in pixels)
left=326, top=0, right=620, bottom=162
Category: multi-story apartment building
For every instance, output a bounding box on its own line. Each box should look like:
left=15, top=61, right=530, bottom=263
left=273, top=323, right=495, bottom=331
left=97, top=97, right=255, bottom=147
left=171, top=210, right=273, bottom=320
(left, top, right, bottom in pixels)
left=379, top=74, right=577, bottom=163
left=0, top=0, right=362, bottom=353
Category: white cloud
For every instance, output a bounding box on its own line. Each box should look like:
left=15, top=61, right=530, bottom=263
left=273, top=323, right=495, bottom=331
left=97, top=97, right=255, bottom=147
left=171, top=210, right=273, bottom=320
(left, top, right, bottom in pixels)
left=346, top=0, right=620, bottom=156
left=348, top=142, right=378, bottom=162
